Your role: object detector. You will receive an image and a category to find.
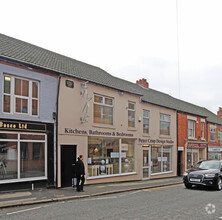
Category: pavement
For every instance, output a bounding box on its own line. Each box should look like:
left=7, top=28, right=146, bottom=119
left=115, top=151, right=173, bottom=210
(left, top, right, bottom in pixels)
left=0, top=176, right=183, bottom=209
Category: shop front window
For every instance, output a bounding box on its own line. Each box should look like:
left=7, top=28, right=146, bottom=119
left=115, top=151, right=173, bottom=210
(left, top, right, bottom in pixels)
left=187, top=148, right=206, bottom=169
left=0, top=141, right=18, bottom=180
left=151, top=145, right=172, bottom=174
left=88, top=137, right=135, bottom=177
left=0, top=132, right=46, bottom=182
left=20, top=142, right=45, bottom=178
left=209, top=152, right=221, bottom=160
left=121, top=139, right=135, bottom=173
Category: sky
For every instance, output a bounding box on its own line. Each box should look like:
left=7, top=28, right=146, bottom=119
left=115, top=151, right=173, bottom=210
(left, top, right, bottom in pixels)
left=1, top=0, right=222, bottom=114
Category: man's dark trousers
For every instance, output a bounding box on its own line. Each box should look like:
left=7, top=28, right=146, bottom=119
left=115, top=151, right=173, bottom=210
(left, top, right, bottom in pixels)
left=77, top=175, right=85, bottom=191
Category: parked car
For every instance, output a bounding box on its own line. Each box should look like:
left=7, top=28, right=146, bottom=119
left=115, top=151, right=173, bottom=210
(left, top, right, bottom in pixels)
left=183, top=160, right=222, bottom=190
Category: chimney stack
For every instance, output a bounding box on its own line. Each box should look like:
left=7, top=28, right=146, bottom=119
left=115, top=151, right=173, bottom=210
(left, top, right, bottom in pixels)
left=217, top=107, right=222, bottom=118
left=136, top=78, right=149, bottom=89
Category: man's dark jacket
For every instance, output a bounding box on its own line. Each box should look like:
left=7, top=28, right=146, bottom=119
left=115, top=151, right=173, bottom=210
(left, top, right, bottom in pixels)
left=75, top=159, right=85, bottom=176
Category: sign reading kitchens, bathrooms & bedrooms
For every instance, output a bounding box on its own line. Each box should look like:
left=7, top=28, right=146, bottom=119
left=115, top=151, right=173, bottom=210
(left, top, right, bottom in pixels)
left=64, top=128, right=134, bottom=137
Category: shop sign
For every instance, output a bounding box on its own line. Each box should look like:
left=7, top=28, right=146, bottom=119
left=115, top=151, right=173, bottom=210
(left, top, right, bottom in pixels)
left=187, top=142, right=208, bottom=148
left=178, top=146, right=184, bottom=151
left=208, top=147, right=222, bottom=152
left=64, top=128, right=134, bottom=137
left=138, top=138, right=174, bottom=145
left=0, top=120, right=46, bottom=132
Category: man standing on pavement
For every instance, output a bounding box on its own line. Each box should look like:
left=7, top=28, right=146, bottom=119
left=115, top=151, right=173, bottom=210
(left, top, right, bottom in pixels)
left=76, top=155, right=85, bottom=192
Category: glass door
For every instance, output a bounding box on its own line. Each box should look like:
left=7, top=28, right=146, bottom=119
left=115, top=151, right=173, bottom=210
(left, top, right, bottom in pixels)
left=143, top=147, right=150, bottom=179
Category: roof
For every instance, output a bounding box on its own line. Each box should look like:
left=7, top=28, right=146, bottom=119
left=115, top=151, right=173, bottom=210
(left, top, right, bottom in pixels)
left=0, top=33, right=142, bottom=96
left=0, top=33, right=222, bottom=125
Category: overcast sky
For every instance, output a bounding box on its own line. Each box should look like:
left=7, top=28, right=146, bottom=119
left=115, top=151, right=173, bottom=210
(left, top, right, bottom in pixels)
left=1, top=0, right=222, bottom=114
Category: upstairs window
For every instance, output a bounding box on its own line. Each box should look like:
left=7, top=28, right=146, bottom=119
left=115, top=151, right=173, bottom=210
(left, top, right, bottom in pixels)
left=128, top=102, right=135, bottom=128
left=93, top=94, right=113, bottom=125
left=188, top=120, right=195, bottom=138
left=201, top=122, right=205, bottom=139
left=210, top=125, right=216, bottom=142
left=160, top=114, right=170, bottom=136
left=3, top=75, right=39, bottom=116
left=143, top=110, right=149, bottom=134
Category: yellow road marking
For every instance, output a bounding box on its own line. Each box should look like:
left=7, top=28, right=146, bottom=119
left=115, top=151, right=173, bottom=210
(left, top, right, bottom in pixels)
left=143, top=183, right=184, bottom=191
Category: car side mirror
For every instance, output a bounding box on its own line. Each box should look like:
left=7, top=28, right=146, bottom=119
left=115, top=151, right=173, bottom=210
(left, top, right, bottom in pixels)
left=220, top=167, right=222, bottom=172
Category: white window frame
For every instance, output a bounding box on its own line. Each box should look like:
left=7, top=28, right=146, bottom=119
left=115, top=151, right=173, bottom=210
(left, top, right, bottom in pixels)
left=0, top=131, right=47, bottom=184
left=151, top=145, right=173, bottom=175
left=201, top=122, right=205, bottom=139
left=188, top=120, right=195, bottom=139
left=160, top=113, right=170, bottom=136
left=128, top=102, right=135, bottom=128
left=210, top=125, right=216, bottom=142
left=143, top=110, right=149, bottom=134
left=3, top=74, right=40, bottom=117
left=93, top=94, right=114, bottom=125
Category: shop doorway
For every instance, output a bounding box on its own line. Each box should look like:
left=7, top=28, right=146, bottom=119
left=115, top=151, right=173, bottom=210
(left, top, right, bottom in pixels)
left=142, top=147, right=151, bottom=179
left=187, top=149, right=199, bottom=169
left=61, top=145, right=76, bottom=187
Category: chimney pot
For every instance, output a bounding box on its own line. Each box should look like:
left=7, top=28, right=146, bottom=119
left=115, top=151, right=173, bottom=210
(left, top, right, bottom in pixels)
left=136, top=78, right=149, bottom=88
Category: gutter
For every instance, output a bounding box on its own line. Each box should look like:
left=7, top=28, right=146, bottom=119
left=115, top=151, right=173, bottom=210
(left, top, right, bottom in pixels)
left=54, top=75, right=61, bottom=187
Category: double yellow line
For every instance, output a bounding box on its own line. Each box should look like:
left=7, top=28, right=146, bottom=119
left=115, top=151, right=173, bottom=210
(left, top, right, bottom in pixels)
left=143, top=183, right=184, bottom=191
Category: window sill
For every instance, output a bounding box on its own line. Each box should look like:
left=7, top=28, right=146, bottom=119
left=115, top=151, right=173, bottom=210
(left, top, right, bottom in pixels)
left=0, top=176, right=47, bottom=184
left=127, top=128, right=137, bottom=132
left=142, top=134, right=150, bottom=137
left=159, top=135, right=171, bottom=139
left=92, top=124, right=115, bottom=130
left=87, top=172, right=137, bottom=180
left=151, top=171, right=173, bottom=176
left=188, top=137, right=197, bottom=140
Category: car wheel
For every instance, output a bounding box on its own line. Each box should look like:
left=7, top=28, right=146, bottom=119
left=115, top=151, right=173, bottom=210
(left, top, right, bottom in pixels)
left=184, top=183, right=192, bottom=189
left=216, top=178, right=222, bottom=191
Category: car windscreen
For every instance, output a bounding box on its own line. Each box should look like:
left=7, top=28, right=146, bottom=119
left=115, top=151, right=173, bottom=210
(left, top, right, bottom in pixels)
left=194, top=161, right=220, bottom=169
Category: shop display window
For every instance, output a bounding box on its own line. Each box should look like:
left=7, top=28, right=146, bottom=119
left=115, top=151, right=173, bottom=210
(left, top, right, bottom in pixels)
left=187, top=148, right=206, bottom=169
left=88, top=137, right=135, bottom=177
left=0, top=132, right=46, bottom=182
left=151, top=145, right=172, bottom=174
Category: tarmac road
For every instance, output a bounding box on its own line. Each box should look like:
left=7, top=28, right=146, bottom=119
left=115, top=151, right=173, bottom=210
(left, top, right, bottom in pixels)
left=1, top=184, right=222, bottom=220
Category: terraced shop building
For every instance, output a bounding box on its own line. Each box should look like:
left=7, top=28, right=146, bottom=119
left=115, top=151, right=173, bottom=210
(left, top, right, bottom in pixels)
left=0, top=34, right=179, bottom=188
